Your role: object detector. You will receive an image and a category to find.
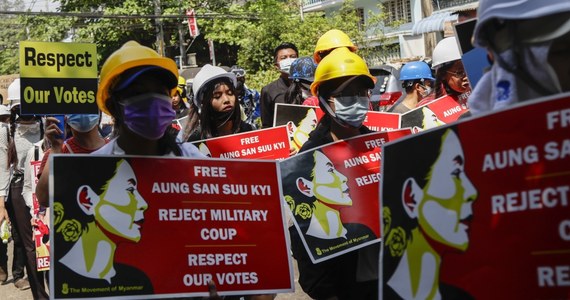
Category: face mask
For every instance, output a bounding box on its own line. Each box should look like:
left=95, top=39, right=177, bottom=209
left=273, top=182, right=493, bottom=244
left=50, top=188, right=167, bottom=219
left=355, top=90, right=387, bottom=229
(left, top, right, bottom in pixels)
left=66, top=114, right=100, bottom=133
left=333, top=96, right=369, bottom=128
left=16, top=122, right=40, bottom=134
left=420, top=85, right=433, bottom=98
left=235, top=80, right=244, bottom=91
left=279, top=58, right=296, bottom=74
left=120, top=93, right=175, bottom=140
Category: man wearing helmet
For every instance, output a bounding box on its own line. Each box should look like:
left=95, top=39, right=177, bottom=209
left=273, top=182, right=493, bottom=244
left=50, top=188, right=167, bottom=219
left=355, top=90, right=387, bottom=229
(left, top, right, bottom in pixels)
left=289, top=47, right=379, bottom=300
left=468, top=0, right=570, bottom=114
left=389, top=61, right=435, bottom=113
left=313, top=29, right=358, bottom=63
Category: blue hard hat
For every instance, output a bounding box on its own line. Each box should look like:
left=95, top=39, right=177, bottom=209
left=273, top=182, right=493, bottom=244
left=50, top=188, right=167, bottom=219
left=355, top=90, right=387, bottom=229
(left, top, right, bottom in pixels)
left=399, top=61, right=435, bottom=81
left=289, top=56, right=317, bottom=82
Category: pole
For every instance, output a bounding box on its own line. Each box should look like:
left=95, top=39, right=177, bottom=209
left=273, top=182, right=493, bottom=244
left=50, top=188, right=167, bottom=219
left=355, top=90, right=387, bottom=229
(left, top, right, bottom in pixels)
left=154, top=0, right=165, bottom=56
left=178, top=0, right=185, bottom=68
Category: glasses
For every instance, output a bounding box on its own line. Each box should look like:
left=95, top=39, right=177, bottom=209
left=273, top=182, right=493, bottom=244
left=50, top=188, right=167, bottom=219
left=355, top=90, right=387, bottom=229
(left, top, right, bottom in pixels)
left=446, top=70, right=467, bottom=78
left=231, top=69, right=246, bottom=77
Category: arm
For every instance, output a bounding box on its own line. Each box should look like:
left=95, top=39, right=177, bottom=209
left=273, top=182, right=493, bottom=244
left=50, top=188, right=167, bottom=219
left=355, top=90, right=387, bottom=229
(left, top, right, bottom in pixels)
left=0, top=126, right=10, bottom=224
left=22, top=145, right=38, bottom=216
left=35, top=116, right=62, bottom=208
left=260, top=85, right=273, bottom=129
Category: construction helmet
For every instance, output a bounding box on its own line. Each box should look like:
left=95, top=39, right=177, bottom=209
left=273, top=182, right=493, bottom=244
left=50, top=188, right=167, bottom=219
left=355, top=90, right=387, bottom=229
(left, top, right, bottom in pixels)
left=7, top=78, right=20, bottom=107
left=311, top=47, right=376, bottom=97
left=289, top=57, right=317, bottom=82
left=399, top=61, right=435, bottom=81
left=474, top=0, right=570, bottom=47
left=431, top=37, right=461, bottom=69
left=97, top=41, right=179, bottom=115
left=313, top=29, right=358, bottom=63
left=192, top=64, right=236, bottom=108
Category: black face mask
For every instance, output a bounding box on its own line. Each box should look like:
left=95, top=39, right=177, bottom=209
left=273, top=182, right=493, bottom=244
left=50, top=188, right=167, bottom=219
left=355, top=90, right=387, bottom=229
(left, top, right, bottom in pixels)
left=235, top=81, right=244, bottom=92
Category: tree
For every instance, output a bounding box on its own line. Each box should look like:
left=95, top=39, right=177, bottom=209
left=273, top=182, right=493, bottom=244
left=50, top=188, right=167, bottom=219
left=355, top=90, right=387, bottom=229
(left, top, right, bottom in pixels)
left=0, top=0, right=26, bottom=74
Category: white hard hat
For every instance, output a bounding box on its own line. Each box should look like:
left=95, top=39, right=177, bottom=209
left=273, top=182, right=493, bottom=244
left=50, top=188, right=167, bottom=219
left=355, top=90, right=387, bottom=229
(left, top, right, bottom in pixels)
left=475, top=0, right=570, bottom=47
left=431, top=37, right=461, bottom=69
left=192, top=64, right=236, bottom=108
left=0, top=105, right=10, bottom=116
left=7, top=78, right=20, bottom=106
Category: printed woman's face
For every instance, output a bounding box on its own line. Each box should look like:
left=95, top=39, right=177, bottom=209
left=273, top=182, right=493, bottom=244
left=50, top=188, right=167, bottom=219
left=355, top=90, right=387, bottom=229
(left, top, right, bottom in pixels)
left=211, top=83, right=236, bottom=113
left=311, top=151, right=352, bottom=206
left=417, top=130, right=477, bottom=251
left=421, top=107, right=445, bottom=129
left=95, top=160, right=148, bottom=242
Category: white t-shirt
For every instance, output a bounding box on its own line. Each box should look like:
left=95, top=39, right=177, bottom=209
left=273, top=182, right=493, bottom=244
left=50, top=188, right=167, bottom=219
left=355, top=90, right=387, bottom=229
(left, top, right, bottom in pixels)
left=92, top=138, right=204, bottom=158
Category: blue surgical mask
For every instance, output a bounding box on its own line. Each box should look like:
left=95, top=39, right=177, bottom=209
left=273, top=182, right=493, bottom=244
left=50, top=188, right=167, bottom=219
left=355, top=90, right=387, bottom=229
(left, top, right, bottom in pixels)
left=66, top=114, right=100, bottom=133
left=279, top=58, right=296, bottom=74
left=120, top=93, right=175, bottom=140
left=333, top=96, right=369, bottom=128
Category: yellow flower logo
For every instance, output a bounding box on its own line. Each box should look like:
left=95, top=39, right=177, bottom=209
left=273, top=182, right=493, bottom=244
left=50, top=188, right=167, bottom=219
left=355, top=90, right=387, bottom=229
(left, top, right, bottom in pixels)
left=382, top=207, right=391, bottom=236
left=57, top=219, right=82, bottom=242
left=284, top=195, right=295, bottom=212
left=53, top=202, right=64, bottom=227
left=295, top=203, right=312, bottom=220
left=316, top=248, right=322, bottom=255
left=386, top=227, right=406, bottom=257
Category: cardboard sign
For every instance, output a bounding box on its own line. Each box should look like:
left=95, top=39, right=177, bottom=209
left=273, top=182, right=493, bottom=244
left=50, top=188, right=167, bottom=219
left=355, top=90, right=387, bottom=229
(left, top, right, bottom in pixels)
left=30, top=160, right=50, bottom=272
left=192, top=126, right=291, bottom=159
left=401, top=95, right=468, bottom=132
left=280, top=129, right=412, bottom=263
left=454, top=19, right=491, bottom=88
left=19, top=41, right=98, bottom=115
left=381, top=93, right=570, bottom=299
left=50, top=156, right=293, bottom=299
left=274, top=103, right=402, bottom=151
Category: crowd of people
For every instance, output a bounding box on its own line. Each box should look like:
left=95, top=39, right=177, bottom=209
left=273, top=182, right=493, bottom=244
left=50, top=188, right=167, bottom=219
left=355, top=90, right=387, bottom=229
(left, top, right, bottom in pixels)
left=0, top=0, right=568, bottom=299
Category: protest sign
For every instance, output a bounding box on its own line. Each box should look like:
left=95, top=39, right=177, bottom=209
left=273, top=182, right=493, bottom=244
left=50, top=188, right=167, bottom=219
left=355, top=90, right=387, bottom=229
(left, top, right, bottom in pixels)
left=454, top=19, right=491, bottom=88
left=381, top=93, right=570, bottom=299
left=19, top=41, right=98, bottom=115
left=401, top=95, right=468, bottom=132
left=275, top=103, right=402, bottom=151
left=192, top=126, right=291, bottom=159
left=30, top=160, right=50, bottom=271
left=281, top=129, right=412, bottom=263
left=50, top=156, right=293, bottom=299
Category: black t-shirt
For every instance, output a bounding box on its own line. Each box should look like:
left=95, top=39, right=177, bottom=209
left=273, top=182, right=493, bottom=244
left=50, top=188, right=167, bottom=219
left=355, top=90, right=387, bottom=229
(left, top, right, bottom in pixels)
left=260, top=76, right=290, bottom=128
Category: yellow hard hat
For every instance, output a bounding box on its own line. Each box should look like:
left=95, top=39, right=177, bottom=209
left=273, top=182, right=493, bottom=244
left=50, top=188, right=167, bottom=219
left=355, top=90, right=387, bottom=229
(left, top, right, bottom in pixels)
left=97, top=40, right=179, bottom=115
left=178, top=75, right=186, bottom=87
left=313, top=29, right=357, bottom=63
left=311, top=47, right=376, bottom=96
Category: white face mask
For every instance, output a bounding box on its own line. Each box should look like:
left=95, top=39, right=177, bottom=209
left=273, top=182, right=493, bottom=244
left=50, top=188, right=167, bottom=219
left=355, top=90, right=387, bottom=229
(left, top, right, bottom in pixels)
left=16, top=122, right=40, bottom=134
left=333, top=96, right=369, bottom=128
left=279, top=58, right=296, bottom=74
left=420, top=85, right=433, bottom=98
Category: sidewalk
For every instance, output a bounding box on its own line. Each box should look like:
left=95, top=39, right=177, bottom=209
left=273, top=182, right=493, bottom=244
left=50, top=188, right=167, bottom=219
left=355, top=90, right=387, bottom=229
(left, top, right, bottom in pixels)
left=0, top=241, right=309, bottom=300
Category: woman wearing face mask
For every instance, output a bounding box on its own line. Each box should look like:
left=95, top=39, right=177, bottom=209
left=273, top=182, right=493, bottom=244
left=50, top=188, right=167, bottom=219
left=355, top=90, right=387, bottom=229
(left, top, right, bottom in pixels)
left=289, top=47, right=380, bottom=300
left=283, top=56, right=318, bottom=106
left=388, top=61, right=435, bottom=114
left=417, top=37, right=471, bottom=108
left=35, top=113, right=107, bottom=207
left=0, top=78, right=49, bottom=298
left=93, top=41, right=203, bottom=158
left=180, top=64, right=254, bottom=142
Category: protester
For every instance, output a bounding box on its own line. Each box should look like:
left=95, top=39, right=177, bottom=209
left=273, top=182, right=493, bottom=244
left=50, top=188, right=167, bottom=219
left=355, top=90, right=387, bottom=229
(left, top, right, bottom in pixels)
left=35, top=113, right=107, bottom=207
left=418, top=37, right=470, bottom=108
left=313, top=29, right=357, bottom=63
left=173, top=76, right=189, bottom=119
left=230, top=65, right=261, bottom=128
left=282, top=56, right=318, bottom=106
left=260, top=42, right=298, bottom=128
left=0, top=79, right=46, bottom=298
left=468, top=0, right=570, bottom=114
left=94, top=40, right=203, bottom=158
left=0, top=103, right=16, bottom=284
left=388, top=61, right=435, bottom=113
left=180, top=64, right=254, bottom=142
left=290, top=46, right=379, bottom=300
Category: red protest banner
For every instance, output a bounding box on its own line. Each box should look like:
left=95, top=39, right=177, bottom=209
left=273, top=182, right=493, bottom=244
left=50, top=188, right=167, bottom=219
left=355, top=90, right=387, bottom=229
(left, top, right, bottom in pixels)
left=30, top=160, right=50, bottom=271
left=274, top=103, right=402, bottom=152
left=381, top=93, right=570, bottom=299
left=186, top=9, right=200, bottom=38
left=280, top=129, right=412, bottom=263
left=401, top=95, right=469, bottom=132
left=51, top=156, right=293, bottom=299
left=192, top=126, right=291, bottom=159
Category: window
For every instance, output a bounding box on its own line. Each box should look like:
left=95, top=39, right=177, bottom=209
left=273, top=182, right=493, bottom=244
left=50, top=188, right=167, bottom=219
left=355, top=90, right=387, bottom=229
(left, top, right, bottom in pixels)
left=385, top=0, right=412, bottom=24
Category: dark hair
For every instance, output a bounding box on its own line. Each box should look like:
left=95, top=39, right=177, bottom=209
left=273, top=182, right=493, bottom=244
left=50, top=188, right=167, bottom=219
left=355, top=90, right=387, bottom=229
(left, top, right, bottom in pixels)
left=284, top=80, right=310, bottom=105
left=381, top=127, right=458, bottom=274
left=7, top=109, right=43, bottom=168
left=197, top=78, right=242, bottom=140
left=273, top=42, right=298, bottom=63
left=53, top=157, right=128, bottom=252
left=434, top=62, right=458, bottom=98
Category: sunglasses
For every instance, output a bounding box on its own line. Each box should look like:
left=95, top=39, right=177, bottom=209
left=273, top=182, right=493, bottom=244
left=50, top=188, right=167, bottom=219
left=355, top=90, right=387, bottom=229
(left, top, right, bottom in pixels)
left=446, top=70, right=467, bottom=78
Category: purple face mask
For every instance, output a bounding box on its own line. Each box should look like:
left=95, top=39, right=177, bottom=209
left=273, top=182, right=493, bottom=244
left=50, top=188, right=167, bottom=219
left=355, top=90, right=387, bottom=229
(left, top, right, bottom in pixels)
left=120, top=93, right=175, bottom=140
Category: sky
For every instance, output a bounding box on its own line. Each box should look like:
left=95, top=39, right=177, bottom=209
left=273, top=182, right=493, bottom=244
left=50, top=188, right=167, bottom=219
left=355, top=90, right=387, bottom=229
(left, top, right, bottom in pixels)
left=23, top=0, right=59, bottom=12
